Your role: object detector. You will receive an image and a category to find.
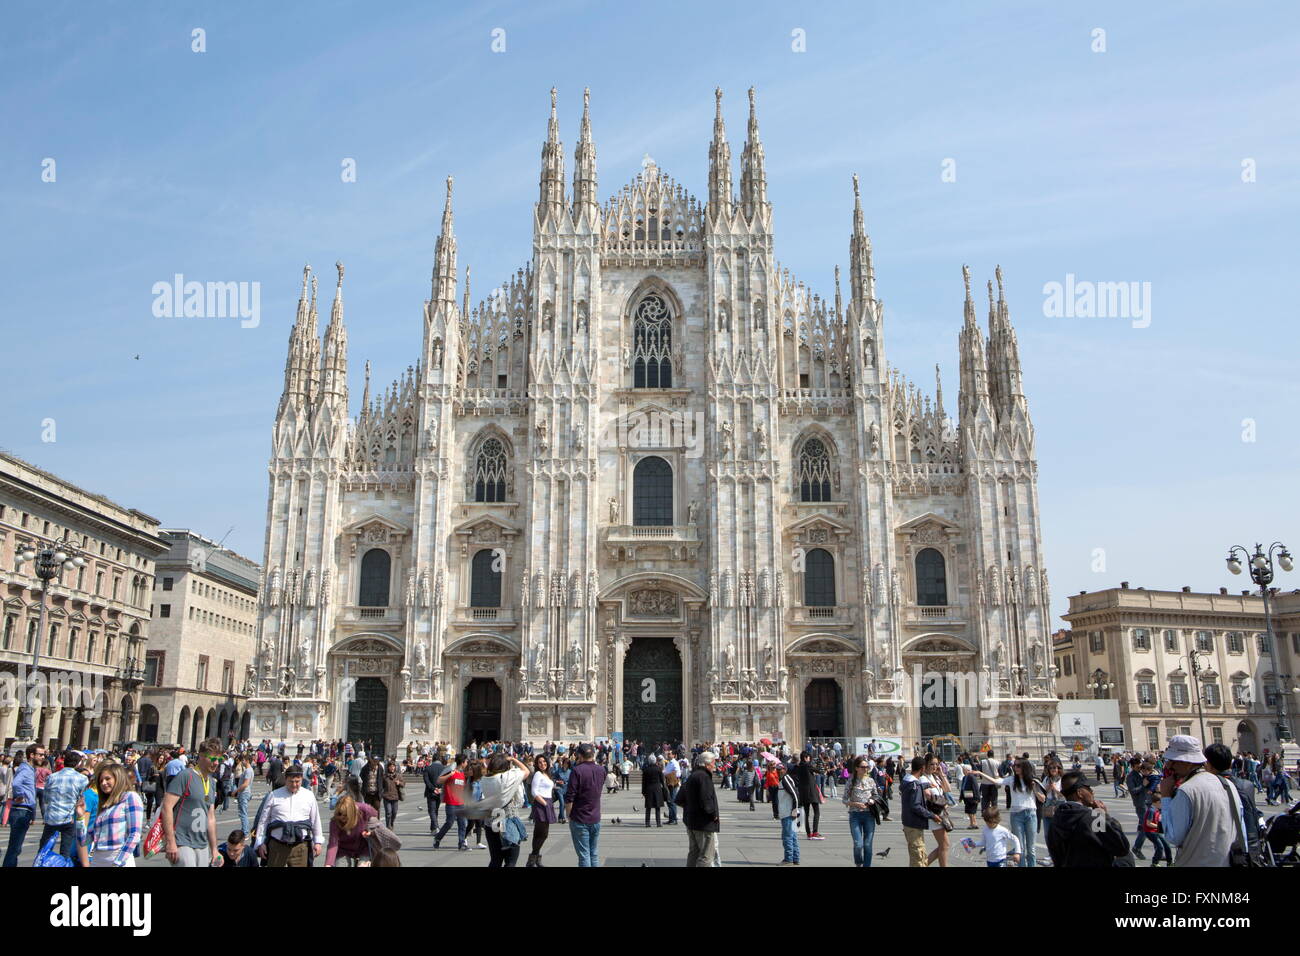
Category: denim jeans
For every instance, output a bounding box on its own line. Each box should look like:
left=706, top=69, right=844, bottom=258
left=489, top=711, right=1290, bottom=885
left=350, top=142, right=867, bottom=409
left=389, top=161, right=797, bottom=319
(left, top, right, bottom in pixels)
left=666, top=786, right=680, bottom=822
left=436, top=806, right=467, bottom=847
left=3, top=806, right=34, bottom=868
left=848, top=810, right=876, bottom=866
left=780, top=816, right=800, bottom=863
left=39, top=821, right=78, bottom=863
left=570, top=821, right=601, bottom=867
left=237, top=790, right=251, bottom=833
left=1010, top=809, right=1037, bottom=867
left=1148, top=831, right=1172, bottom=863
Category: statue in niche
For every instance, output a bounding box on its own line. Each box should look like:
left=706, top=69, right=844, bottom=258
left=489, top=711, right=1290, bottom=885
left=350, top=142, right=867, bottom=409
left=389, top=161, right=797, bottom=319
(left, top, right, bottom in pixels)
left=688, top=500, right=700, bottom=525
left=761, top=641, right=774, bottom=679
left=573, top=422, right=585, bottom=452
left=414, top=641, right=428, bottom=678
left=535, top=419, right=548, bottom=455
left=719, top=421, right=733, bottom=454
left=868, top=423, right=880, bottom=454
left=608, top=497, right=619, bottom=525
left=528, top=643, right=544, bottom=679
left=755, top=423, right=768, bottom=456
left=723, top=641, right=737, bottom=679
left=566, top=639, right=582, bottom=679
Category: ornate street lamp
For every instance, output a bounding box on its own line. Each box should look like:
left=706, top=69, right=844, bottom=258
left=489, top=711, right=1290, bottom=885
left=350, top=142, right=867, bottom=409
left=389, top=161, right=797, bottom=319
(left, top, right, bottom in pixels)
left=1088, top=668, right=1114, bottom=700
left=1182, top=648, right=1209, bottom=745
left=13, top=537, right=86, bottom=743
left=1227, top=541, right=1293, bottom=742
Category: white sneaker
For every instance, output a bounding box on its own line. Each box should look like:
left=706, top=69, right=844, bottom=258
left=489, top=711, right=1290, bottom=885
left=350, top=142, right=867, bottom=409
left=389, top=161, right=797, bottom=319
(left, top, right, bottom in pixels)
left=476, top=841, right=487, bottom=849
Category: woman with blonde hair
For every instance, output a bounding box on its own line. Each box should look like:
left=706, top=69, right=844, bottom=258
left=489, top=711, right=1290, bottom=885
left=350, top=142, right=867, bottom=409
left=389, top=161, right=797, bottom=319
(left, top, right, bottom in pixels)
left=79, top=762, right=145, bottom=867
left=325, top=778, right=378, bottom=867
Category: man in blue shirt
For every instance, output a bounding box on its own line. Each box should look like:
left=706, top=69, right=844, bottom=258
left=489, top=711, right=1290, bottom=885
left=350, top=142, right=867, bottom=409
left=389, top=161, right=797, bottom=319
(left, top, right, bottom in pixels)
left=2, top=744, right=44, bottom=867
left=41, top=749, right=89, bottom=862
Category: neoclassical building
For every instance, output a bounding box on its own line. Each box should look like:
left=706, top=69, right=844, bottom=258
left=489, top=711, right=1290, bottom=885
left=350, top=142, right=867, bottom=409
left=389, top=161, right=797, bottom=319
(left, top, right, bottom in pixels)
left=248, top=88, right=1058, bottom=753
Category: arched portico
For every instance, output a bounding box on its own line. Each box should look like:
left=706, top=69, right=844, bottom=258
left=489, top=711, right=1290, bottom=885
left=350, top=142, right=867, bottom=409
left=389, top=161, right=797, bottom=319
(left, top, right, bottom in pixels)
left=441, top=634, right=519, bottom=745
left=785, top=635, right=862, bottom=744
left=327, top=633, right=405, bottom=755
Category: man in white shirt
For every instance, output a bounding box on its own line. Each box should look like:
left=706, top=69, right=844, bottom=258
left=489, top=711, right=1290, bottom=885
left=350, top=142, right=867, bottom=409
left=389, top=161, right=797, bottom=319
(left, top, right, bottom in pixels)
left=255, top=766, right=323, bottom=867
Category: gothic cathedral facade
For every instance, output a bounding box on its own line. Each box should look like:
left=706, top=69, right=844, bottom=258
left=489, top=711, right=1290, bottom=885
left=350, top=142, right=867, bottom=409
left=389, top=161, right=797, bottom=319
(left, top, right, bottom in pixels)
left=248, top=89, right=1059, bottom=753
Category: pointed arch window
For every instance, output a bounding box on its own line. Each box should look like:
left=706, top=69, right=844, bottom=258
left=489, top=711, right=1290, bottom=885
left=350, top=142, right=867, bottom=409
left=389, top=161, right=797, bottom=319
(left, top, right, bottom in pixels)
left=797, top=437, right=833, bottom=502
left=804, top=549, right=836, bottom=606
left=915, top=548, right=947, bottom=606
left=633, top=456, right=673, bottom=526
left=632, top=293, right=673, bottom=388
left=358, top=549, right=391, bottom=607
left=472, top=436, right=509, bottom=502
left=470, top=549, right=502, bottom=608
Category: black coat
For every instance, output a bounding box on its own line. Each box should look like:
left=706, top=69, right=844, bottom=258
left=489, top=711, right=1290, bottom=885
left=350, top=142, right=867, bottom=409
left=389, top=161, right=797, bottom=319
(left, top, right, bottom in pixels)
left=423, top=761, right=446, bottom=798
left=792, top=762, right=822, bottom=806
left=1046, top=801, right=1130, bottom=866
left=641, top=762, right=667, bottom=808
left=683, top=767, right=720, bottom=832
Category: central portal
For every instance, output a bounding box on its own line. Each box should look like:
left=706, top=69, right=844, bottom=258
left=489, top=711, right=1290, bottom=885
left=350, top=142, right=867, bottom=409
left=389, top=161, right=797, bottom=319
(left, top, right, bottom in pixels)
left=622, top=637, right=682, bottom=745
left=346, top=677, right=388, bottom=756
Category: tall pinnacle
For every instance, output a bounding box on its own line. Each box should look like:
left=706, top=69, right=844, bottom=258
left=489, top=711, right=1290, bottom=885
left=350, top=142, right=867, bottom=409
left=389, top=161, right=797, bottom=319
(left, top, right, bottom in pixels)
left=539, top=86, right=566, bottom=219
left=848, top=174, right=875, bottom=305
left=708, top=86, right=733, bottom=214
left=430, top=176, right=458, bottom=305
left=320, top=260, right=348, bottom=407
left=739, top=86, right=768, bottom=220
left=572, top=87, right=599, bottom=221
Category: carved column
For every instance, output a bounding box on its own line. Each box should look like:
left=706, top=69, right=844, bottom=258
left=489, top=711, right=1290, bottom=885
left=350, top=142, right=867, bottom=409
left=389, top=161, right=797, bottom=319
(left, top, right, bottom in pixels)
left=611, top=635, right=627, bottom=739
left=674, top=632, right=691, bottom=744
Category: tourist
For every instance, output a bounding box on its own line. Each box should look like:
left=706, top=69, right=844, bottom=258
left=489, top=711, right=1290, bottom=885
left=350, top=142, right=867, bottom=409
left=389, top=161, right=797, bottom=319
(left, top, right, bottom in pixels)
left=325, top=780, right=377, bottom=867
left=466, top=759, right=487, bottom=848
left=1046, top=771, right=1130, bottom=867
left=1162, top=739, right=1249, bottom=867
left=1125, top=757, right=1151, bottom=858
left=973, top=757, right=1043, bottom=867
left=79, top=762, right=144, bottom=868
left=977, top=750, right=999, bottom=813
left=901, top=755, right=939, bottom=867
left=161, top=738, right=222, bottom=867
left=682, top=750, right=720, bottom=867
left=564, top=743, right=606, bottom=867
left=793, top=751, right=825, bottom=840
left=256, top=764, right=323, bottom=867
left=526, top=753, right=556, bottom=867
left=619, top=755, right=632, bottom=790
left=234, top=754, right=255, bottom=833
left=735, top=759, right=756, bottom=810
left=921, top=754, right=954, bottom=867
left=664, top=752, right=683, bottom=825
left=423, top=751, right=447, bottom=834
left=474, top=752, right=529, bottom=868
left=958, top=763, right=980, bottom=829
left=553, top=756, right=570, bottom=824
left=2, top=746, right=41, bottom=868
left=774, top=762, right=801, bottom=866
left=641, top=755, right=668, bottom=827
left=380, top=760, right=404, bottom=828
left=40, top=749, right=88, bottom=864
left=604, top=763, right=621, bottom=794
left=1141, top=793, right=1172, bottom=866
left=1040, top=758, right=1065, bottom=849
left=434, top=753, right=469, bottom=851
left=217, top=829, right=259, bottom=868
left=843, top=756, right=881, bottom=867
left=970, top=806, right=1021, bottom=867
left=361, top=755, right=384, bottom=814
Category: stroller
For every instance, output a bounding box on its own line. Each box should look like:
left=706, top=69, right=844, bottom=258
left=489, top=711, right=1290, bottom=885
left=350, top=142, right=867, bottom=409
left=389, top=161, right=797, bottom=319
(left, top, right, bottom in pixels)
left=1260, top=801, right=1300, bottom=866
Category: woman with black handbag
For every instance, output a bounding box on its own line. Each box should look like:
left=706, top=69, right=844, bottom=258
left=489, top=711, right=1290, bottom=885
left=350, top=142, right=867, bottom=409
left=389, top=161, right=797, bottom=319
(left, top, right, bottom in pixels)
left=920, top=754, right=954, bottom=866
left=843, top=757, right=882, bottom=866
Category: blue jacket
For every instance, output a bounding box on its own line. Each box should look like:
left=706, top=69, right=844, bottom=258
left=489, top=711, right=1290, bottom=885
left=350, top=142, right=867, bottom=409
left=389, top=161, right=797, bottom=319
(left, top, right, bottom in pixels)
left=900, top=774, right=934, bottom=830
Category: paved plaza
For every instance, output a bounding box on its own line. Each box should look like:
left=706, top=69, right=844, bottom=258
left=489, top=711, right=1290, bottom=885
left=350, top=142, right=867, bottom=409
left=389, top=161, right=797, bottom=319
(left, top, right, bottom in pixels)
left=7, top=770, right=1292, bottom=867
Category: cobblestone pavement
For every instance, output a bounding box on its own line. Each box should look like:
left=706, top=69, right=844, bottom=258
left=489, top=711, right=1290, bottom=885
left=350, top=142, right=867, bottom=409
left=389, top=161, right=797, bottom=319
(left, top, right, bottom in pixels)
left=6, top=769, right=1291, bottom=867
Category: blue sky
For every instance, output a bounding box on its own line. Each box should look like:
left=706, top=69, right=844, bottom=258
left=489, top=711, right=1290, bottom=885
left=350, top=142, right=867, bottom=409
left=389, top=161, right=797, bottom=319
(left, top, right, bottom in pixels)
left=3, top=1, right=1297, bottom=621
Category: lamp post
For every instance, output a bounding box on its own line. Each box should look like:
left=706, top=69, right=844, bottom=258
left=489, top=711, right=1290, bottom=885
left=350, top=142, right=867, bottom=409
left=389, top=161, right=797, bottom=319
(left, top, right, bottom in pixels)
left=13, top=537, right=86, bottom=744
left=1227, top=542, right=1293, bottom=743
left=1088, top=669, right=1115, bottom=700
left=1183, top=647, right=1208, bottom=745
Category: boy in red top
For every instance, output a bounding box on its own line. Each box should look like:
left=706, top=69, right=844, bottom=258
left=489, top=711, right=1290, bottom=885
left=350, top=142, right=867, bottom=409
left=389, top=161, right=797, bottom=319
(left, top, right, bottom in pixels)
left=1142, top=793, right=1172, bottom=866
left=433, top=753, right=469, bottom=851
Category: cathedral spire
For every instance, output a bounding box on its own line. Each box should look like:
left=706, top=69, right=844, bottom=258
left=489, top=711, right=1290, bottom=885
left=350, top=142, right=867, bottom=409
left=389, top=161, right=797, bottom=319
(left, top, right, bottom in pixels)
left=739, top=86, right=768, bottom=221
left=848, top=174, right=875, bottom=306
left=834, top=265, right=843, bottom=320
left=430, top=176, right=458, bottom=306
left=539, top=87, right=566, bottom=222
left=279, top=263, right=317, bottom=415
left=462, top=266, right=472, bottom=323
left=319, top=260, right=348, bottom=409
left=935, top=363, right=945, bottom=420
left=361, top=359, right=371, bottom=417
left=708, top=86, right=733, bottom=217
left=987, top=264, right=1025, bottom=413
left=572, top=87, right=599, bottom=222
left=958, top=265, right=991, bottom=426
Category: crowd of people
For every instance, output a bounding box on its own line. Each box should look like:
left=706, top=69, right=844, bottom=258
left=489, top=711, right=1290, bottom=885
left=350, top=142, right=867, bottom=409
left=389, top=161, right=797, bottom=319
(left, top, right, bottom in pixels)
left=1, top=732, right=1295, bottom=868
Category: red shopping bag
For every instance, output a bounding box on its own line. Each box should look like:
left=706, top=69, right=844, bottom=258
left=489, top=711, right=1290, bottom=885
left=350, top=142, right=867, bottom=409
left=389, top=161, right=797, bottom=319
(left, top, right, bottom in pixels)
left=142, top=813, right=164, bottom=857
